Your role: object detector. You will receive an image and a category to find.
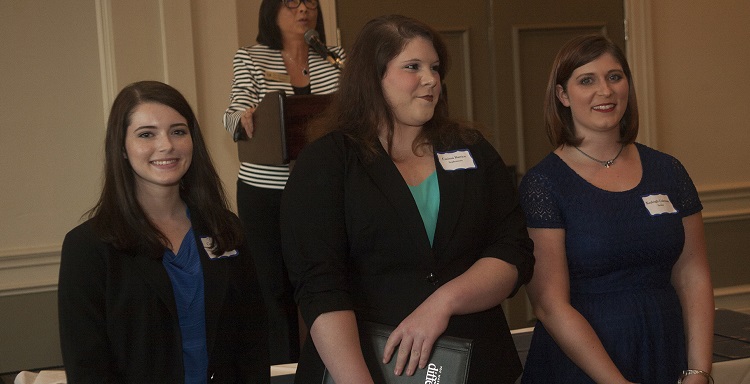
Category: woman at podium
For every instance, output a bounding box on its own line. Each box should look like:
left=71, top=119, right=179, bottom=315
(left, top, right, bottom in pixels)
left=222, top=0, right=344, bottom=365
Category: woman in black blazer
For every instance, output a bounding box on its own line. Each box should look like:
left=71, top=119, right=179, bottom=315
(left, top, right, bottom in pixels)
left=58, top=81, right=269, bottom=383
left=281, top=15, right=535, bottom=384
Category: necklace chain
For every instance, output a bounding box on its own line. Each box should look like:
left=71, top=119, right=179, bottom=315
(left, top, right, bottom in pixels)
left=283, top=52, right=309, bottom=77
left=574, top=144, right=625, bottom=168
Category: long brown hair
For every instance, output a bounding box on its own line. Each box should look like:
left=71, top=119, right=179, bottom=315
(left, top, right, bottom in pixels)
left=89, top=80, right=243, bottom=257
left=544, top=34, right=639, bottom=147
left=308, top=14, right=478, bottom=161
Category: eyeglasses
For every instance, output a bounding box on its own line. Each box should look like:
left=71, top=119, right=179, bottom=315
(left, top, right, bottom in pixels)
left=282, top=0, right=319, bottom=9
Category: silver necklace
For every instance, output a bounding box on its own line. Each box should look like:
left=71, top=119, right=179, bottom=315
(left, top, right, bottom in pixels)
left=283, top=52, right=309, bottom=76
left=574, top=144, right=625, bottom=168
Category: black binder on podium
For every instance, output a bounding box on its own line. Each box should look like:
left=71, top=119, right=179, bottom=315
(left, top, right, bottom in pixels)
left=235, top=91, right=333, bottom=165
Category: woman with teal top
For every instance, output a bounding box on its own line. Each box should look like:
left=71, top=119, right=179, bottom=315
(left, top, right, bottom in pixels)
left=280, top=15, right=534, bottom=384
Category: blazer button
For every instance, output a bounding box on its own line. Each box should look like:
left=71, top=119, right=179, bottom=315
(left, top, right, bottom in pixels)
left=426, top=272, right=438, bottom=284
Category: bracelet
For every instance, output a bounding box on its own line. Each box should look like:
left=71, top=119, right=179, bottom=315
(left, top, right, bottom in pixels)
left=677, top=369, right=714, bottom=384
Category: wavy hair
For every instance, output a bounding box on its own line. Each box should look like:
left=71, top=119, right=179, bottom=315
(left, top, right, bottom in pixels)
left=308, top=14, right=478, bottom=161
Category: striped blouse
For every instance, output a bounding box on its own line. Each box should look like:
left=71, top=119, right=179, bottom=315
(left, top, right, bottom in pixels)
left=223, top=44, right=345, bottom=189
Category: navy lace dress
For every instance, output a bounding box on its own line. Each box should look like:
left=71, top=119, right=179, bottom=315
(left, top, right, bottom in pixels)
left=519, top=143, right=702, bottom=384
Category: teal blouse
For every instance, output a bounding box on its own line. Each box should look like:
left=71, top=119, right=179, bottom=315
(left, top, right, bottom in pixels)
left=407, top=171, right=440, bottom=246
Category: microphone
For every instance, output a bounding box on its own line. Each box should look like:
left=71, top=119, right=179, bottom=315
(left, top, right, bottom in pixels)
left=304, top=29, right=344, bottom=70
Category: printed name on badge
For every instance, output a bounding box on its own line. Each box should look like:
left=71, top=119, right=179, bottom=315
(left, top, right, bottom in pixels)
left=437, top=149, right=477, bottom=171
left=641, top=194, right=678, bottom=216
left=201, top=237, right=239, bottom=259
left=264, top=70, right=291, bottom=84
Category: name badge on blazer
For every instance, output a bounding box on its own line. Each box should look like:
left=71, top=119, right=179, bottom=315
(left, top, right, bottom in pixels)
left=200, top=237, right=239, bottom=259
left=264, top=70, right=291, bottom=84
left=437, top=149, right=477, bottom=171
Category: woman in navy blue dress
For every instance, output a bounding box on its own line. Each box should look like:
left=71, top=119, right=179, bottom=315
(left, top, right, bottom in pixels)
left=519, top=35, right=714, bottom=384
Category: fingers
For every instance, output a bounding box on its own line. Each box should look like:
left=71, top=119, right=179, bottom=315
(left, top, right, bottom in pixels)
left=417, top=338, right=433, bottom=370
left=382, top=329, right=403, bottom=364
left=404, top=346, right=422, bottom=376
left=384, top=314, right=445, bottom=377
left=393, top=340, right=412, bottom=376
left=240, top=108, right=255, bottom=139
left=386, top=335, right=431, bottom=376
left=404, top=339, right=433, bottom=376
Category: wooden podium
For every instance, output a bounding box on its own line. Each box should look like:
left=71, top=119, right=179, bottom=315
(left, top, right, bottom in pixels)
left=236, top=91, right=333, bottom=165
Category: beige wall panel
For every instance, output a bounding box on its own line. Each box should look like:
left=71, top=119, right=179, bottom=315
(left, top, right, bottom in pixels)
left=192, top=0, right=244, bottom=210
left=650, top=1, right=750, bottom=188
left=0, top=0, right=104, bottom=254
left=109, top=1, right=165, bottom=87
left=0, top=0, right=102, bottom=372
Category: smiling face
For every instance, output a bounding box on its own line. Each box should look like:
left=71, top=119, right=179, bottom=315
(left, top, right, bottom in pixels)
left=277, top=1, right=318, bottom=40
left=124, top=102, right=193, bottom=194
left=556, top=52, right=629, bottom=138
left=381, top=36, right=441, bottom=132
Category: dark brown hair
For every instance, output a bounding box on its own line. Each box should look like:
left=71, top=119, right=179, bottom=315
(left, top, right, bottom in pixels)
left=89, top=80, right=243, bottom=257
left=544, top=34, right=639, bottom=147
left=308, top=14, right=477, bottom=160
left=257, top=0, right=326, bottom=50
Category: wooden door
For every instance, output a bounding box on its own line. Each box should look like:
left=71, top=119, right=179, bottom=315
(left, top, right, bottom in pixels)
left=493, top=1, right=625, bottom=175
left=491, top=1, right=625, bottom=329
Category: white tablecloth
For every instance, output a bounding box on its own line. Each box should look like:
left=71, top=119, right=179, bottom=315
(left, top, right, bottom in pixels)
left=13, top=366, right=301, bottom=383
left=271, top=359, right=750, bottom=382
left=13, top=370, right=65, bottom=384
left=713, top=357, right=750, bottom=384
left=270, top=363, right=298, bottom=377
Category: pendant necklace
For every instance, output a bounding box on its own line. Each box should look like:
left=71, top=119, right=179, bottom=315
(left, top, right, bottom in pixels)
left=573, top=144, right=625, bottom=168
left=283, top=52, right=309, bottom=77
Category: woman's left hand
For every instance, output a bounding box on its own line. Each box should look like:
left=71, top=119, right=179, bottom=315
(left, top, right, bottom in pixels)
left=382, top=300, right=451, bottom=376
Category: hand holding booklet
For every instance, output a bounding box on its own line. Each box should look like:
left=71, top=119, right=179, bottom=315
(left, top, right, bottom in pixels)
left=322, top=321, right=473, bottom=384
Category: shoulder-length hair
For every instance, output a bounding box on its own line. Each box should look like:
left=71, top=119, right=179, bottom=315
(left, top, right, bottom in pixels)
left=544, top=34, right=639, bottom=147
left=309, top=14, right=477, bottom=160
left=89, top=80, right=243, bottom=257
left=257, top=0, right=326, bottom=50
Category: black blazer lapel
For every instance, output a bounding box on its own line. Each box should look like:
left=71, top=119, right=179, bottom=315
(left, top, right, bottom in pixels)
left=192, top=229, right=229, bottom=356
left=361, top=148, right=433, bottom=251
left=432, top=151, right=467, bottom=255
left=132, top=251, right=179, bottom=320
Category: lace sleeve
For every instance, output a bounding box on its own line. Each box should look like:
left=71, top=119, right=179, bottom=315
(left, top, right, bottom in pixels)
left=668, top=157, right=703, bottom=217
left=519, top=170, right=564, bottom=228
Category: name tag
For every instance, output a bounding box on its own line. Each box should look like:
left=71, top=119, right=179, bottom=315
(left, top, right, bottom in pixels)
left=641, top=194, right=678, bottom=216
left=201, top=237, right=239, bottom=259
left=437, top=149, right=476, bottom=171
left=265, top=70, right=290, bottom=83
